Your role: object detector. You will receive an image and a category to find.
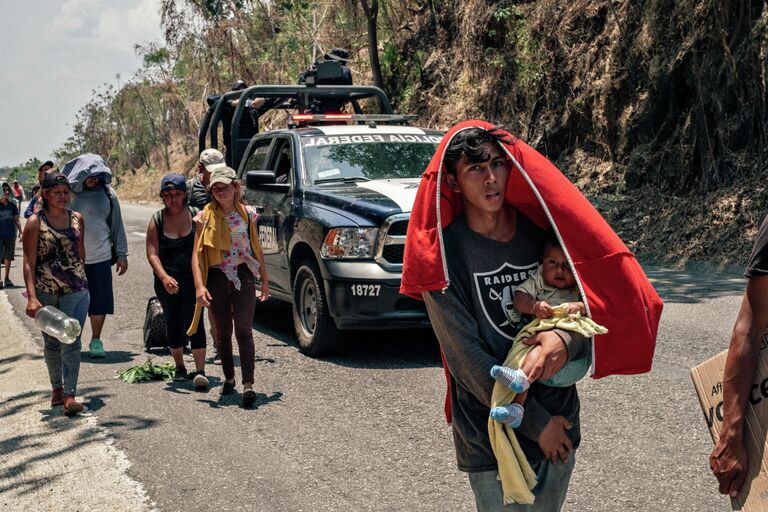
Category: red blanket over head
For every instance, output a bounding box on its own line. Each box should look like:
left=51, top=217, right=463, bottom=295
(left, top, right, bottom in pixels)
left=400, top=120, right=663, bottom=421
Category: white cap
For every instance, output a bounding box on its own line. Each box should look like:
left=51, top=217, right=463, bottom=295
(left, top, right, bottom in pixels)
left=199, top=148, right=226, bottom=173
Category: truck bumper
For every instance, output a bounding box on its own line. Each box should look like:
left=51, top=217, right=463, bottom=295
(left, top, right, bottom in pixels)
left=320, top=260, right=430, bottom=330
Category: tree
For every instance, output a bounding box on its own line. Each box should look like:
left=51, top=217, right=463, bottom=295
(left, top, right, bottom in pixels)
left=360, top=0, right=384, bottom=91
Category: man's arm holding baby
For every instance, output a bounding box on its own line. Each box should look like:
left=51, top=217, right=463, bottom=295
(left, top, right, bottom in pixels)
left=515, top=290, right=586, bottom=318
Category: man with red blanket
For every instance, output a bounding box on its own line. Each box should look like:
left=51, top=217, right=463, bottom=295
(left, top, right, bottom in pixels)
left=401, top=121, right=662, bottom=511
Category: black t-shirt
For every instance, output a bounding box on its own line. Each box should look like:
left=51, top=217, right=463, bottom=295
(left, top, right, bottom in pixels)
left=423, top=214, right=586, bottom=470
left=746, top=215, right=768, bottom=277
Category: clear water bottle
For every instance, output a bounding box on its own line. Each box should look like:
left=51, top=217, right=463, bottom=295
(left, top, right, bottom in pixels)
left=35, top=306, right=81, bottom=344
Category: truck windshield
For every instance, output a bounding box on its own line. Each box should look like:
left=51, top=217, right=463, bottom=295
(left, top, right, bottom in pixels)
left=302, top=137, right=440, bottom=182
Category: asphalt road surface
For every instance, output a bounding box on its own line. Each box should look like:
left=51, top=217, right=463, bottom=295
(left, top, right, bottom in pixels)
left=3, top=202, right=743, bottom=511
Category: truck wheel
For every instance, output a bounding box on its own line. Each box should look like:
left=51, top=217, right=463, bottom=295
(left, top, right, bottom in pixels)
left=292, top=259, right=340, bottom=356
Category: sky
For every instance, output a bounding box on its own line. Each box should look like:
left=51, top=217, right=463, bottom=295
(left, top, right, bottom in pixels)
left=0, top=0, right=163, bottom=167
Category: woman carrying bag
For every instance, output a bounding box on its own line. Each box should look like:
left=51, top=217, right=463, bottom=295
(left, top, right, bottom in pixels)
left=145, top=173, right=207, bottom=385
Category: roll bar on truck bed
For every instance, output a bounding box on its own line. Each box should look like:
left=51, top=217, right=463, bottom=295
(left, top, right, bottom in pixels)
left=198, top=84, right=395, bottom=170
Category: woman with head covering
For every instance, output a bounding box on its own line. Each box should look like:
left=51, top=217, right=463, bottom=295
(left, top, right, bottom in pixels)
left=65, top=154, right=129, bottom=359
left=145, top=173, right=207, bottom=385
left=22, top=172, right=89, bottom=415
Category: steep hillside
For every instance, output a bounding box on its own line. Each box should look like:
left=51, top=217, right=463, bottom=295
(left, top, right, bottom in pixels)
left=80, top=0, right=768, bottom=266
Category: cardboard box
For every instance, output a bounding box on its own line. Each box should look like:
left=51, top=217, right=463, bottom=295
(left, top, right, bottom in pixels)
left=690, top=335, right=768, bottom=511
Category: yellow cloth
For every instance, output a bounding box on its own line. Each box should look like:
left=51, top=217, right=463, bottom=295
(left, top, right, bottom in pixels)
left=488, top=304, right=608, bottom=505
left=187, top=201, right=262, bottom=336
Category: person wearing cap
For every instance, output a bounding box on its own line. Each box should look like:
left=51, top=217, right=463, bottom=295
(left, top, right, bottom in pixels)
left=68, top=154, right=129, bottom=359
left=22, top=172, right=89, bottom=416
left=146, top=173, right=208, bottom=386
left=188, top=166, right=270, bottom=406
left=187, top=148, right=225, bottom=209
left=24, top=160, right=55, bottom=219
left=0, top=181, right=22, bottom=288
left=188, top=148, right=230, bottom=362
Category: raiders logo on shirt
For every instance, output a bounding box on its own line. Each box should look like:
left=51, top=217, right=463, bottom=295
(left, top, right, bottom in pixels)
left=473, top=262, right=537, bottom=339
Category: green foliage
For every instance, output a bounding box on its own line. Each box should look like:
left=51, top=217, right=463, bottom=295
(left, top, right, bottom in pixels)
left=116, top=358, right=176, bottom=383
left=0, top=158, right=42, bottom=188
left=493, top=6, right=514, bottom=22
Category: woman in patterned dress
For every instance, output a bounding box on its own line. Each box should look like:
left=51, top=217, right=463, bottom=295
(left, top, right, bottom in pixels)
left=188, top=166, right=269, bottom=407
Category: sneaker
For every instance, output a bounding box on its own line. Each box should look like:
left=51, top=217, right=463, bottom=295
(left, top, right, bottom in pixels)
left=51, top=387, right=64, bottom=407
left=0, top=281, right=4, bottom=290
left=89, top=339, right=106, bottom=358
left=192, top=372, right=209, bottom=389
left=3, top=278, right=12, bottom=288
left=490, top=403, right=525, bottom=428
left=220, top=380, right=236, bottom=395
left=490, top=365, right=529, bottom=394
left=63, top=396, right=84, bottom=416
left=173, top=366, right=188, bottom=381
left=242, top=389, right=257, bottom=407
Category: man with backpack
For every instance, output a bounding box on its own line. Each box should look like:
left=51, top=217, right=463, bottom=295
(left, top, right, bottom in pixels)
left=65, top=154, right=128, bottom=359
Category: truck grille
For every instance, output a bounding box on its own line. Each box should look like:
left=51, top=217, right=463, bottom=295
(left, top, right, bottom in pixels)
left=374, top=213, right=409, bottom=270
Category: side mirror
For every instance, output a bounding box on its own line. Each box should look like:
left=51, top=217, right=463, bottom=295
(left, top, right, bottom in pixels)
left=246, top=170, right=276, bottom=189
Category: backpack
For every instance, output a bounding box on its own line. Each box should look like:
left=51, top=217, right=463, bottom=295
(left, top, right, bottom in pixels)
left=142, top=297, right=167, bottom=352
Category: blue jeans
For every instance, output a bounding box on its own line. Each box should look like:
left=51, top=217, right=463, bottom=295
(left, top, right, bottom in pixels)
left=37, top=289, right=90, bottom=396
left=468, top=454, right=576, bottom=512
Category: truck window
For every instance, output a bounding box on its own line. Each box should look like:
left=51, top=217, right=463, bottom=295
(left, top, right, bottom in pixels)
left=301, top=138, right=440, bottom=182
left=243, top=139, right=272, bottom=173
left=272, top=140, right=293, bottom=184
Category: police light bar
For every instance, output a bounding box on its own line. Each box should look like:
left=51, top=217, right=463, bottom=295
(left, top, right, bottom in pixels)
left=289, top=113, right=418, bottom=124
left=292, top=113, right=353, bottom=122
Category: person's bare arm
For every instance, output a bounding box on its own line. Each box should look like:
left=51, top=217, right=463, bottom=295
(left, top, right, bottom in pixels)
left=74, top=212, right=86, bottom=263
left=254, top=240, right=270, bottom=301
left=565, top=301, right=586, bottom=315
left=22, top=215, right=42, bottom=318
left=146, top=216, right=178, bottom=294
left=711, top=275, right=768, bottom=497
left=191, top=219, right=211, bottom=307
left=514, top=290, right=553, bottom=318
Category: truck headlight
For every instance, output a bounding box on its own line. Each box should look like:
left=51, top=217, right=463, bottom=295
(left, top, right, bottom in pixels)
left=321, top=227, right=379, bottom=259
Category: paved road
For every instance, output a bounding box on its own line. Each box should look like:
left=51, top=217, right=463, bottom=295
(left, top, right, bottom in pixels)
left=2, top=202, right=742, bottom=511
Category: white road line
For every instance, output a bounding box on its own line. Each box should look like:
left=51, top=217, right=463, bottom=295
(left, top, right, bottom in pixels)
left=131, top=231, right=147, bottom=238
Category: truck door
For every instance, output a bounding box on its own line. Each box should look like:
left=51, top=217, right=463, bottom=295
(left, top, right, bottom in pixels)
left=254, top=136, right=294, bottom=298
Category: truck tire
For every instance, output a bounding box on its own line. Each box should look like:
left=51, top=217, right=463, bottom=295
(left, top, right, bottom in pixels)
left=292, top=259, right=340, bottom=356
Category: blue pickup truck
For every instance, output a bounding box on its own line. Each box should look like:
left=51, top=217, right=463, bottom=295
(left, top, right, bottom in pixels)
left=200, top=84, right=441, bottom=355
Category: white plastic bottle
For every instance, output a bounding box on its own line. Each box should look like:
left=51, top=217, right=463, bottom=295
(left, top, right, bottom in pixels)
left=35, top=306, right=81, bottom=344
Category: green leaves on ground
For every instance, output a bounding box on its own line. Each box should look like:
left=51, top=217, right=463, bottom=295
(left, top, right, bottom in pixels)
left=116, top=358, right=176, bottom=383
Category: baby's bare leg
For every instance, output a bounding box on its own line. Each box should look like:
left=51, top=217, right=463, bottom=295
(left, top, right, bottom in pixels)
left=520, top=345, right=542, bottom=382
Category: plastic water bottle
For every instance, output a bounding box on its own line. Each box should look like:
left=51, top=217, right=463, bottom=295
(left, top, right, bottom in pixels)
left=35, top=306, right=81, bottom=344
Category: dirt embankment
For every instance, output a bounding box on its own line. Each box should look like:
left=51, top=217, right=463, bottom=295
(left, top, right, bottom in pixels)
left=389, top=0, right=768, bottom=266
left=116, top=0, right=768, bottom=267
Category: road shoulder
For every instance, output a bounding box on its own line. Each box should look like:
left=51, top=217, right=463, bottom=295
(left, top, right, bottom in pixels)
left=0, top=291, right=153, bottom=512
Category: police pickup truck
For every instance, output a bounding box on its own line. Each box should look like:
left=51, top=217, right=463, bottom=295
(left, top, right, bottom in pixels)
left=200, top=83, right=441, bottom=355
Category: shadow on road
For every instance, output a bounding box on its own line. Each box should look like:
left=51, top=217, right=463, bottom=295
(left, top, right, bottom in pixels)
left=196, top=390, right=282, bottom=410
left=100, top=414, right=160, bottom=432
left=81, top=350, right=136, bottom=364
left=644, top=267, right=746, bottom=303
left=0, top=386, right=161, bottom=497
left=0, top=353, right=43, bottom=365
left=251, top=298, right=442, bottom=369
